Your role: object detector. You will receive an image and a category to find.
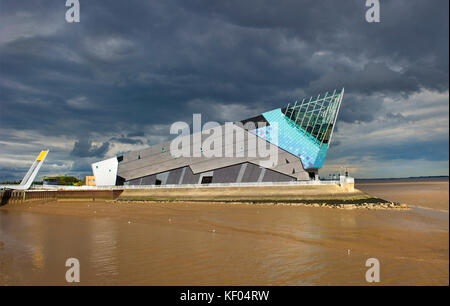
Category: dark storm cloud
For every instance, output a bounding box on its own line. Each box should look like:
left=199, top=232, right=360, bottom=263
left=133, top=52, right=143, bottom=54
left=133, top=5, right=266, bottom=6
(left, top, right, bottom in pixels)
left=109, top=137, right=143, bottom=145
left=71, top=138, right=109, bottom=158
left=309, top=63, right=420, bottom=95
left=127, top=131, right=145, bottom=137
left=1, top=1, right=447, bottom=130
left=179, top=0, right=449, bottom=91
left=0, top=0, right=448, bottom=179
left=70, top=160, right=93, bottom=172
left=338, top=93, right=386, bottom=123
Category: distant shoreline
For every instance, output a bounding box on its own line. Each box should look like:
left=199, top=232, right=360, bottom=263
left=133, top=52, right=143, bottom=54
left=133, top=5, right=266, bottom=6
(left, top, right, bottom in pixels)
left=355, top=176, right=449, bottom=183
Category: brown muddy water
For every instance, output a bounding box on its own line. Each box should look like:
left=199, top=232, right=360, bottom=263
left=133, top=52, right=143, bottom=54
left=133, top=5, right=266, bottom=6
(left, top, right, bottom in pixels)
left=0, top=179, right=448, bottom=285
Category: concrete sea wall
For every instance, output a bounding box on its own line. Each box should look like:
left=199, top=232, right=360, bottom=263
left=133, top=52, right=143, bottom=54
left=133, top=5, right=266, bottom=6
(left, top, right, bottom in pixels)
left=1, top=181, right=361, bottom=205
left=0, top=189, right=122, bottom=206
left=118, top=183, right=362, bottom=202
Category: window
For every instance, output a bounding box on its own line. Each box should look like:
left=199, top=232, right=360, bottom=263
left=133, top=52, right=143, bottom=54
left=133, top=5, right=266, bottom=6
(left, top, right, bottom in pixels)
left=155, top=179, right=162, bottom=185
left=282, top=90, right=343, bottom=144
left=308, top=172, right=315, bottom=180
left=201, top=176, right=213, bottom=184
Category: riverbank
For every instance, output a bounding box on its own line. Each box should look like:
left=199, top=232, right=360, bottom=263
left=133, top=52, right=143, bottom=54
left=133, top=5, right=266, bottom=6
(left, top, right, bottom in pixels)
left=113, top=199, right=408, bottom=210
left=1, top=183, right=408, bottom=210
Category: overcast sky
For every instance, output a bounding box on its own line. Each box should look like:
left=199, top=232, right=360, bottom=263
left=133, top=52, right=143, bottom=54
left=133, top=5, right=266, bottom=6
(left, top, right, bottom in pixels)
left=0, top=0, right=448, bottom=180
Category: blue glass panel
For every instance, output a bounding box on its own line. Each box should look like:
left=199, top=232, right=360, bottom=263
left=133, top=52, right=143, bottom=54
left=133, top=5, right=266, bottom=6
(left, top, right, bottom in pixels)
left=250, top=108, right=330, bottom=169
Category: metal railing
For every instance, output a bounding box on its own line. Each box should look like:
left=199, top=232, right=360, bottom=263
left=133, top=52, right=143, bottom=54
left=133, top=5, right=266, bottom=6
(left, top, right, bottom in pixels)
left=32, top=180, right=341, bottom=191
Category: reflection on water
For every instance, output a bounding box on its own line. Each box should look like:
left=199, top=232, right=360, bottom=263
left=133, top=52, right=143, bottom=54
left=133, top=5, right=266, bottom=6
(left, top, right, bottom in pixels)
left=89, top=219, right=119, bottom=282
left=32, top=246, right=44, bottom=272
left=0, top=180, right=448, bottom=285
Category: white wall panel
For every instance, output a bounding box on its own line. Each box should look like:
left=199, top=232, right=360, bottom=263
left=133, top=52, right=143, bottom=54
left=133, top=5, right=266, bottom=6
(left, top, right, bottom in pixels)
left=92, top=157, right=118, bottom=186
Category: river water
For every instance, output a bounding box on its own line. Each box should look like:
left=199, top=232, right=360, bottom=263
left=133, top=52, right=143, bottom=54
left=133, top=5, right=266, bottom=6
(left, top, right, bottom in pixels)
left=0, top=179, right=448, bottom=285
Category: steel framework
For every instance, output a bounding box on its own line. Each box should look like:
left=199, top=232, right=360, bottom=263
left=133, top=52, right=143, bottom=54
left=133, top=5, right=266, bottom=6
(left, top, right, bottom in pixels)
left=283, top=88, right=344, bottom=147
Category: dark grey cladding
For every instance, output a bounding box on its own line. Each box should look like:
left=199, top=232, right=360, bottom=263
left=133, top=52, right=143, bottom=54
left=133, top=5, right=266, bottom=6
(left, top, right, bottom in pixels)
left=166, top=167, right=185, bottom=184
left=127, top=174, right=157, bottom=186
left=241, top=163, right=263, bottom=182
left=262, top=169, right=294, bottom=183
left=180, top=167, right=201, bottom=184
left=124, top=162, right=295, bottom=186
left=211, top=163, right=242, bottom=184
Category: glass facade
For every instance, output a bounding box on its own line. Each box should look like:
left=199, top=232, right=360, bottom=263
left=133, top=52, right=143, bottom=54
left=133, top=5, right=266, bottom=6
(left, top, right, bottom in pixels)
left=250, top=89, right=344, bottom=169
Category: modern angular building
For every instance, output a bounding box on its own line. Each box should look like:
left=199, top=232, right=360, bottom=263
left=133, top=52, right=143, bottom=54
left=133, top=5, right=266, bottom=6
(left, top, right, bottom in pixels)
left=92, top=89, right=344, bottom=186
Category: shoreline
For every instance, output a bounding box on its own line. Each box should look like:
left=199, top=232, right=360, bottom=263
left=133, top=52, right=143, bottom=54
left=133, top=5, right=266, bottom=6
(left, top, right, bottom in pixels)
left=1, top=183, right=412, bottom=212
left=356, top=181, right=449, bottom=186
left=113, top=197, right=409, bottom=210
left=1, top=196, right=409, bottom=216
left=1, top=183, right=382, bottom=207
